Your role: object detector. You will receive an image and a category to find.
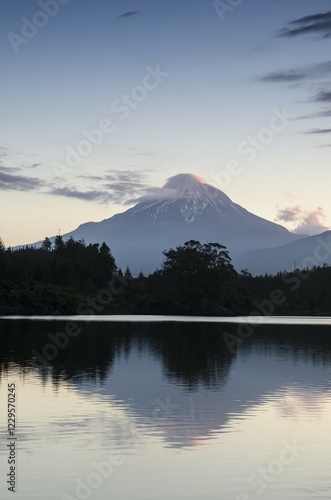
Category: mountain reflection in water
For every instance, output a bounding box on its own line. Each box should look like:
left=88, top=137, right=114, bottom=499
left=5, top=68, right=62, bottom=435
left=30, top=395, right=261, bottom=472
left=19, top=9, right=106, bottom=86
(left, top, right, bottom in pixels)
left=0, top=319, right=331, bottom=500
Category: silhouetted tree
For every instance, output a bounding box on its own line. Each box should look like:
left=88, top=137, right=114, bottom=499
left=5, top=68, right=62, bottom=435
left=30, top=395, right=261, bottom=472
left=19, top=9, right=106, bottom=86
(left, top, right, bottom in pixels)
left=54, top=234, right=64, bottom=251
left=124, top=266, right=132, bottom=279
left=142, top=240, right=245, bottom=315
left=41, top=237, right=52, bottom=251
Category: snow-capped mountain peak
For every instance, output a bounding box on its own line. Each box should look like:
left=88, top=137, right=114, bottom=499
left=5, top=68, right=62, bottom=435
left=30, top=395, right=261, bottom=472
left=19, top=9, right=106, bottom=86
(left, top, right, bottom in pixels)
left=130, top=173, right=232, bottom=223
left=164, top=173, right=207, bottom=192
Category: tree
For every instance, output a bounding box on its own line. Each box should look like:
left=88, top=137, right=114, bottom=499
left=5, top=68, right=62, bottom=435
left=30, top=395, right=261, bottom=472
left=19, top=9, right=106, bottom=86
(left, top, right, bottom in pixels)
left=162, top=240, right=234, bottom=274
left=54, top=234, right=64, bottom=251
left=146, top=240, right=242, bottom=315
left=124, top=266, right=132, bottom=279
left=41, top=237, right=52, bottom=252
left=100, top=242, right=111, bottom=255
left=0, top=237, right=5, bottom=279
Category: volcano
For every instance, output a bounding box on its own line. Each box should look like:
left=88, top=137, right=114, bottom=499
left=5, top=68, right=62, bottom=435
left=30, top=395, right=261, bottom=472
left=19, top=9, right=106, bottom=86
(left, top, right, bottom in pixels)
left=49, top=173, right=304, bottom=273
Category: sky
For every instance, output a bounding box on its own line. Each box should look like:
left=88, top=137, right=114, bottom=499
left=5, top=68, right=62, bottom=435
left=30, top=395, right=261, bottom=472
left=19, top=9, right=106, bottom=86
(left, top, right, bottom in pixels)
left=1, top=0, right=331, bottom=245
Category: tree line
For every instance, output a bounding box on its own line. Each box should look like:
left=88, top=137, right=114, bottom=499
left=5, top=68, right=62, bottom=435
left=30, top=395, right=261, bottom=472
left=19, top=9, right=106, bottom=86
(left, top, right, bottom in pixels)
left=0, top=236, right=330, bottom=316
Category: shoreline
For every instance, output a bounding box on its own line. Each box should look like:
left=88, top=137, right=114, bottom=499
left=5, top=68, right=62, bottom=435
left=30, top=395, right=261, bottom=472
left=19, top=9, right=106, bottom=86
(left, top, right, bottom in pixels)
left=1, top=314, right=331, bottom=325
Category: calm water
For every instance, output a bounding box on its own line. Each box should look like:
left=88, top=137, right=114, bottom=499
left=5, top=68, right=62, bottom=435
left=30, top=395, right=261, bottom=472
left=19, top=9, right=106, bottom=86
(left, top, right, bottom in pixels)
left=1, top=318, right=331, bottom=499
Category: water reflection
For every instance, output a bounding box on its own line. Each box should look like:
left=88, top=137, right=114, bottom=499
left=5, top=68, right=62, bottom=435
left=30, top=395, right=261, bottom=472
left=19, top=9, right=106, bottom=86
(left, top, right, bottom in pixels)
left=0, top=321, right=237, bottom=387
left=0, top=320, right=331, bottom=499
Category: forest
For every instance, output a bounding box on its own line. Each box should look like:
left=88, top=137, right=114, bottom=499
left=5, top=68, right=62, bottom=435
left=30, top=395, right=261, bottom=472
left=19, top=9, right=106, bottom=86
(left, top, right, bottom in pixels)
left=0, top=236, right=330, bottom=316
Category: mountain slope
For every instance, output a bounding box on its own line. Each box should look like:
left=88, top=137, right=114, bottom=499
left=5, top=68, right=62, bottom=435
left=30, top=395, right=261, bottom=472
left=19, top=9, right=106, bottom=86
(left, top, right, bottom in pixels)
left=234, top=231, right=331, bottom=275
left=51, top=174, right=304, bottom=273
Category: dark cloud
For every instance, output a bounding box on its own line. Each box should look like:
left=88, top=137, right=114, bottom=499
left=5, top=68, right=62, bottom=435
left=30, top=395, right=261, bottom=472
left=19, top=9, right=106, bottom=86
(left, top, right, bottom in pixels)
left=276, top=205, right=302, bottom=223
left=261, top=15, right=331, bottom=139
left=0, top=165, right=22, bottom=173
left=77, top=169, right=147, bottom=186
left=25, top=163, right=41, bottom=169
left=279, top=10, right=331, bottom=38
left=258, top=60, right=331, bottom=84
left=51, top=170, right=150, bottom=205
left=257, top=62, right=331, bottom=135
left=97, top=169, right=150, bottom=202
left=51, top=187, right=112, bottom=203
left=313, top=90, right=331, bottom=102
left=0, top=148, right=41, bottom=171
left=298, top=90, right=331, bottom=130
left=276, top=205, right=329, bottom=235
left=118, top=11, right=139, bottom=18
left=301, top=128, right=331, bottom=135
left=299, top=108, right=331, bottom=119
left=259, top=70, right=307, bottom=83
left=290, top=12, right=331, bottom=24
left=0, top=170, right=43, bottom=191
left=103, top=181, right=145, bottom=192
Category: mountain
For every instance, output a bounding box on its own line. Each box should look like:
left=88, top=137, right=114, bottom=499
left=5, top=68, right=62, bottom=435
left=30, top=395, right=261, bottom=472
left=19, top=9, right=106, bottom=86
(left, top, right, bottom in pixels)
left=234, top=230, right=331, bottom=275
left=29, top=173, right=305, bottom=274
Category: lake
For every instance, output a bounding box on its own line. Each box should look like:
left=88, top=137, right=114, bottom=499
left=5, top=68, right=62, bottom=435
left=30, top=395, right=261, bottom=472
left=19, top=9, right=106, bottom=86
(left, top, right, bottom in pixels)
left=1, top=317, right=331, bottom=499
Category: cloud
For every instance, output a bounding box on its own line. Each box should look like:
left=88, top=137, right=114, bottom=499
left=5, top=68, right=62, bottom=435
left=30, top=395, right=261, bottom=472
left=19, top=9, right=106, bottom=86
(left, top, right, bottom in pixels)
left=0, top=165, right=22, bottom=173
left=25, top=163, right=41, bottom=169
left=257, top=62, right=331, bottom=134
left=124, top=187, right=181, bottom=205
left=258, top=70, right=307, bottom=83
left=276, top=205, right=329, bottom=235
left=118, top=11, right=139, bottom=18
left=299, top=108, right=331, bottom=119
left=276, top=205, right=302, bottom=223
left=103, top=181, right=145, bottom=192
left=99, top=169, right=150, bottom=203
left=77, top=175, right=104, bottom=181
left=258, top=60, right=331, bottom=84
left=50, top=187, right=112, bottom=203
left=0, top=170, right=44, bottom=191
left=279, top=10, right=331, bottom=38
left=76, top=169, right=148, bottom=186
left=313, top=90, right=331, bottom=102
left=51, top=170, right=151, bottom=205
left=294, top=208, right=329, bottom=235
left=298, top=89, right=331, bottom=133
left=301, top=128, right=331, bottom=134
left=104, top=169, right=147, bottom=183
left=0, top=147, right=42, bottom=172
left=260, top=14, right=331, bottom=138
